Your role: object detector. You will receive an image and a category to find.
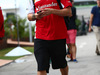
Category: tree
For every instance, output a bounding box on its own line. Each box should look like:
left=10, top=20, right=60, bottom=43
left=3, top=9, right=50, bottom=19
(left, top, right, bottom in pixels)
left=4, top=15, right=35, bottom=41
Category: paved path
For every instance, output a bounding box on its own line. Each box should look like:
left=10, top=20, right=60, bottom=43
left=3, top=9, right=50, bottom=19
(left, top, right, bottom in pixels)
left=76, top=7, right=92, bottom=18
left=0, top=59, right=13, bottom=67
left=0, top=32, right=100, bottom=75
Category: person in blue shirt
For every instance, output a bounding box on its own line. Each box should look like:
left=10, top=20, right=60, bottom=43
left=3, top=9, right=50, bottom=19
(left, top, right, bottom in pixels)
left=89, top=0, right=100, bottom=55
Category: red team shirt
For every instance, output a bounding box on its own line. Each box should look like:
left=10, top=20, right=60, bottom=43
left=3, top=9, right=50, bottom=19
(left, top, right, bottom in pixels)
left=28, top=0, right=72, bottom=40
left=0, top=7, right=4, bottom=37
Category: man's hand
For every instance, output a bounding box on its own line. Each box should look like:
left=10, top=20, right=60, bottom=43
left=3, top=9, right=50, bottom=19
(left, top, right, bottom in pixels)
left=41, top=7, right=72, bottom=17
left=40, top=8, right=53, bottom=17
left=89, top=14, right=94, bottom=32
left=35, top=12, right=43, bottom=20
left=88, top=27, right=92, bottom=32
left=28, top=7, right=72, bottom=21
left=27, top=12, right=44, bottom=21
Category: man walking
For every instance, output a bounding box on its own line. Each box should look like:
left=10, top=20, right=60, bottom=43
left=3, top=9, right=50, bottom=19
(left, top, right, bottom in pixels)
left=89, top=0, right=100, bottom=55
left=66, top=0, right=77, bottom=62
left=27, top=0, right=72, bottom=75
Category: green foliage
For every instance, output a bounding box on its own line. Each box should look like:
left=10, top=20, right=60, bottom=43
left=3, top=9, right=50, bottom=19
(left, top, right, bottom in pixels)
left=4, top=17, right=11, bottom=38
left=75, top=4, right=97, bottom=8
left=4, top=15, right=35, bottom=41
left=75, top=19, right=81, bottom=31
left=32, top=25, right=35, bottom=36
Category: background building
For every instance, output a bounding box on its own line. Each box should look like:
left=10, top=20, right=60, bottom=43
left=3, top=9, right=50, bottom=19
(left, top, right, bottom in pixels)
left=0, top=0, right=29, bottom=19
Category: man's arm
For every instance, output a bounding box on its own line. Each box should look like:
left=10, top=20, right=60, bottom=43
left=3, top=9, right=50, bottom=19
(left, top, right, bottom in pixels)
left=27, top=7, right=72, bottom=21
left=27, top=13, right=36, bottom=21
left=27, top=12, right=43, bottom=21
left=0, top=8, right=4, bottom=28
left=41, top=7, right=72, bottom=17
left=89, top=14, right=94, bottom=32
left=52, top=7, right=72, bottom=16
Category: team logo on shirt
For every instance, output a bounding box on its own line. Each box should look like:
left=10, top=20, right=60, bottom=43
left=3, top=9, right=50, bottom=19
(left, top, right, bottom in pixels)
left=36, top=2, right=57, bottom=11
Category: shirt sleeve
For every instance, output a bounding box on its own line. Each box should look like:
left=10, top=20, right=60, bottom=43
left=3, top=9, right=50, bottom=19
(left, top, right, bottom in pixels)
left=27, top=0, right=34, bottom=14
left=0, top=7, right=4, bottom=29
left=61, top=0, right=72, bottom=8
left=0, top=7, right=4, bottom=23
left=91, top=6, right=95, bottom=15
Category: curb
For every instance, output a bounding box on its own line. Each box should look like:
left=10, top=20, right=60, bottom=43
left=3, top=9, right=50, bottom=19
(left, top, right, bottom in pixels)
left=0, top=60, right=14, bottom=68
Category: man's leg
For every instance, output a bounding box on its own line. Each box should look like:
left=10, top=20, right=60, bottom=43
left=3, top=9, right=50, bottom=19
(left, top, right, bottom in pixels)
left=60, top=66, right=69, bottom=75
left=50, top=39, right=68, bottom=75
left=70, top=43, right=77, bottom=60
left=34, top=39, right=50, bottom=75
left=66, top=44, right=71, bottom=58
left=93, top=26, right=100, bottom=55
left=67, top=30, right=77, bottom=60
left=37, top=71, right=47, bottom=75
left=96, top=44, right=100, bottom=55
left=96, top=31, right=100, bottom=54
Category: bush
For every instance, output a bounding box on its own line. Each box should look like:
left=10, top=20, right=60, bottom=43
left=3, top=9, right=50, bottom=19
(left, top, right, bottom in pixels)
left=4, top=15, right=35, bottom=41
left=75, top=19, right=81, bottom=31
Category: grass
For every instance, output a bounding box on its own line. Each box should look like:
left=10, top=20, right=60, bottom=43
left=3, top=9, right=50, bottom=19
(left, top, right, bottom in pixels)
left=0, top=47, right=34, bottom=60
left=75, top=4, right=97, bottom=8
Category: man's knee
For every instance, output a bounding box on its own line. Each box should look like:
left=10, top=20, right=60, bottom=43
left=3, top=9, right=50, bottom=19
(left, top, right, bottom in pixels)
left=37, top=70, right=47, bottom=75
left=60, top=66, right=69, bottom=75
left=70, top=43, right=75, bottom=47
left=60, top=66, right=69, bottom=72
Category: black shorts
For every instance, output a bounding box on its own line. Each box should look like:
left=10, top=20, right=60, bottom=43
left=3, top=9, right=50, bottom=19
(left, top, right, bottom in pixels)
left=34, top=39, right=67, bottom=73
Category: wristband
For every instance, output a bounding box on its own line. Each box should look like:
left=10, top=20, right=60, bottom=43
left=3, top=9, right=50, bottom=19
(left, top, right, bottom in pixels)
left=32, top=14, right=36, bottom=20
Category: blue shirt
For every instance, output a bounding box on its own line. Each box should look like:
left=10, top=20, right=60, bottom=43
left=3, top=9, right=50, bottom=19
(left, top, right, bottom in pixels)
left=91, top=6, right=100, bottom=26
